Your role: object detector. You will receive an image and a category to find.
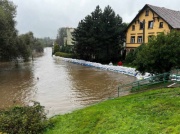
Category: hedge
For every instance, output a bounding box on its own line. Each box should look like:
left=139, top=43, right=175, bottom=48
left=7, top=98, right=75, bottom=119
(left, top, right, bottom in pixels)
left=55, top=52, right=75, bottom=58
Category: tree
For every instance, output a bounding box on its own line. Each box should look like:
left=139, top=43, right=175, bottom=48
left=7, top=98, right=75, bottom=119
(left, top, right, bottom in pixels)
left=0, top=0, right=18, bottom=61
left=134, top=31, right=180, bottom=74
left=33, top=39, right=44, bottom=53
left=53, top=42, right=60, bottom=54
left=125, top=43, right=145, bottom=65
left=99, top=5, right=124, bottom=63
left=17, top=34, right=31, bottom=61
left=0, top=1, right=45, bottom=62
left=72, top=5, right=127, bottom=63
left=90, top=5, right=102, bottom=61
left=73, top=15, right=95, bottom=60
left=17, top=32, right=44, bottom=61
left=37, top=37, right=53, bottom=47
left=17, top=32, right=35, bottom=61
left=56, top=28, right=67, bottom=46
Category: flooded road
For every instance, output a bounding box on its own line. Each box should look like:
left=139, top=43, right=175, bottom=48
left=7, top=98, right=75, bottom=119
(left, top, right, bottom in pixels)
left=0, top=47, right=136, bottom=116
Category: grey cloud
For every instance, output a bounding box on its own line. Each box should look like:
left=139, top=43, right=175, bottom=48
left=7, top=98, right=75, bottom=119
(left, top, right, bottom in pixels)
left=12, top=0, right=180, bottom=39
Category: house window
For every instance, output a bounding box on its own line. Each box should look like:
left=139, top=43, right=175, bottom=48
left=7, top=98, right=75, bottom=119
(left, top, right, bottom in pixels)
left=148, top=21, right=154, bottom=29
left=132, top=25, right=135, bottom=31
left=139, top=21, right=144, bottom=30
left=159, top=22, right=163, bottom=28
left=130, top=36, right=135, bottom=43
left=145, top=9, right=149, bottom=16
left=137, top=36, right=143, bottom=43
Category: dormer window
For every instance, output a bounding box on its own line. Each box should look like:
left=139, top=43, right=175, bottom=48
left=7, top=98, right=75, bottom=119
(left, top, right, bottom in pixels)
left=145, top=9, right=149, bottom=16
left=159, top=22, right=163, bottom=28
left=132, top=25, right=135, bottom=31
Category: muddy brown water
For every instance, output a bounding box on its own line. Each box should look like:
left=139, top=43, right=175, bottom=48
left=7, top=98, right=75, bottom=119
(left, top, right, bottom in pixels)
left=0, top=47, right=136, bottom=116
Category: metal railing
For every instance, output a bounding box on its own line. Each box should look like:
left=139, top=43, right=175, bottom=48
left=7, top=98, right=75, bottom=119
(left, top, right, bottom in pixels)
left=117, top=69, right=180, bottom=97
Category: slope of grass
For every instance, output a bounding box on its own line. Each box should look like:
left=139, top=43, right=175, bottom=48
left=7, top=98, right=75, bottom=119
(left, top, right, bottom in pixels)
left=45, top=88, right=180, bottom=134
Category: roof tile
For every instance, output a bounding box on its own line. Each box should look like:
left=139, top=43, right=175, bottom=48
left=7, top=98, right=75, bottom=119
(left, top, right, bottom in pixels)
left=147, top=4, right=180, bottom=28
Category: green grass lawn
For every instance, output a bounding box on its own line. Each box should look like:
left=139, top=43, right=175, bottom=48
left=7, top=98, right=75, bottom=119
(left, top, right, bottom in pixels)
left=45, top=88, right=180, bottom=134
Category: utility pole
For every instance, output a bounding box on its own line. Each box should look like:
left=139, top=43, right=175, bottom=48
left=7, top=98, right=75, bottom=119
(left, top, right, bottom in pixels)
left=143, top=19, right=145, bottom=43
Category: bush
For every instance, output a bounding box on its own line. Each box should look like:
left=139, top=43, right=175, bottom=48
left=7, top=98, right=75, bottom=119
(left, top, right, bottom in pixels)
left=53, top=43, right=60, bottom=54
left=125, top=50, right=135, bottom=64
left=125, top=43, right=145, bottom=65
left=0, top=102, right=52, bottom=134
left=55, top=52, right=75, bottom=58
left=134, top=31, right=180, bottom=74
left=60, top=45, right=74, bottom=53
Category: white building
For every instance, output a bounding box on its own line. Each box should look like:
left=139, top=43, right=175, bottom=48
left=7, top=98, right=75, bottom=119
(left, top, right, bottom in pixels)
left=64, top=28, right=74, bottom=46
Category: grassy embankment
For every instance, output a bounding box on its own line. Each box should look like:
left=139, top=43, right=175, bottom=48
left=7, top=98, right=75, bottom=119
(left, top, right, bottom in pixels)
left=45, top=87, right=180, bottom=134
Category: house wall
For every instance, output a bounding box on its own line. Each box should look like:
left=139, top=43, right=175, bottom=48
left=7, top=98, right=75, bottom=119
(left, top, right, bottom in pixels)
left=126, top=7, right=170, bottom=52
left=64, top=28, right=74, bottom=46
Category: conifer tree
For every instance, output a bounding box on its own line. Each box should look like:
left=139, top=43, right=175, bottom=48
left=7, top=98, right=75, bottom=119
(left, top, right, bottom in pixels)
left=72, top=5, right=127, bottom=63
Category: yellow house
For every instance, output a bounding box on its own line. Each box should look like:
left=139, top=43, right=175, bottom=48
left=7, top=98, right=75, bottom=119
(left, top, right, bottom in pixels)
left=126, top=4, right=180, bottom=52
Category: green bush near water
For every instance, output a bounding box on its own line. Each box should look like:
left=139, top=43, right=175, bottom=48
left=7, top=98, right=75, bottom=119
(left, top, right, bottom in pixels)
left=55, top=52, right=75, bottom=58
left=45, top=88, right=180, bottom=134
left=0, top=102, right=53, bottom=134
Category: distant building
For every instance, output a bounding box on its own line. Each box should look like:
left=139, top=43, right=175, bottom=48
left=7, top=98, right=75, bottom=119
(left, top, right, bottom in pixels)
left=126, top=4, right=180, bottom=52
left=64, top=28, right=74, bottom=46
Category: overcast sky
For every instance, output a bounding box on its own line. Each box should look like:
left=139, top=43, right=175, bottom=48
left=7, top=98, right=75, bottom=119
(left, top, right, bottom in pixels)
left=11, top=0, right=180, bottom=39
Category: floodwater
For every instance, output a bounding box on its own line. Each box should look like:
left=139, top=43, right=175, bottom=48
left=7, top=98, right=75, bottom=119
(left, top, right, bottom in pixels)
left=0, top=47, right=135, bottom=116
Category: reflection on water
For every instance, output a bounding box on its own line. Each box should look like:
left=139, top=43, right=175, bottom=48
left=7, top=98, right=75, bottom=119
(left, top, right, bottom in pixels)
left=0, top=47, right=135, bottom=116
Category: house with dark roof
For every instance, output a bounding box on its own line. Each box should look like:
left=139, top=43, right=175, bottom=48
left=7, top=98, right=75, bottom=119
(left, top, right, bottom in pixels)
left=126, top=4, right=180, bottom=52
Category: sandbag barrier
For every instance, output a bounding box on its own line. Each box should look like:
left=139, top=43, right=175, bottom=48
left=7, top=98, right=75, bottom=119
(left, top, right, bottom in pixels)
left=53, top=56, right=150, bottom=80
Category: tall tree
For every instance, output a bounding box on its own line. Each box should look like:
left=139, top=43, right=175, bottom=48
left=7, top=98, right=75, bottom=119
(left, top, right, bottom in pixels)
left=90, top=5, right=102, bottom=61
left=73, top=15, right=94, bottom=60
left=0, top=0, right=18, bottom=61
left=100, top=5, right=123, bottom=63
left=0, top=1, right=45, bottom=62
left=72, top=5, right=127, bottom=63
left=17, top=32, right=45, bottom=61
left=56, top=28, right=67, bottom=46
left=17, top=32, right=36, bottom=61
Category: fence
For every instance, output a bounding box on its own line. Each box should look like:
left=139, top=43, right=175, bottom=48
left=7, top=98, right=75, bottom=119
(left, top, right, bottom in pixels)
left=117, top=69, right=180, bottom=97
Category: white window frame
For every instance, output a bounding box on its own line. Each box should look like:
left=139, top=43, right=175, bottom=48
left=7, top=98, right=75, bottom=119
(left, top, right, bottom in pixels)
left=137, top=36, right=143, bottom=43
left=131, top=36, right=135, bottom=43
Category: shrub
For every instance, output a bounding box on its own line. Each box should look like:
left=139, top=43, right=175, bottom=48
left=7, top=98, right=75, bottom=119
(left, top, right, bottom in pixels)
left=60, top=45, right=74, bottom=53
left=55, top=52, right=75, bottom=58
left=125, top=43, right=145, bottom=65
left=53, top=43, right=60, bottom=54
left=0, top=101, right=52, bottom=134
left=125, top=50, right=135, bottom=64
left=134, top=31, right=180, bottom=74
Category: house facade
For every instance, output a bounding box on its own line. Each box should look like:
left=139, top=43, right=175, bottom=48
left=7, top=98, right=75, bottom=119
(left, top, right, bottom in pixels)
left=126, top=4, right=180, bottom=52
left=64, top=28, right=74, bottom=46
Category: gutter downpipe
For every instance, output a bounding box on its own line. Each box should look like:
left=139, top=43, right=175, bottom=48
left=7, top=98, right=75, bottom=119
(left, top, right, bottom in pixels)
left=143, top=19, right=145, bottom=43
